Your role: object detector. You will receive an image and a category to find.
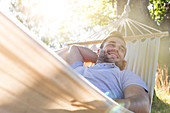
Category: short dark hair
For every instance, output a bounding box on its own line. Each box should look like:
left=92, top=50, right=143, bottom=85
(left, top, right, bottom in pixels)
left=100, top=31, right=125, bottom=49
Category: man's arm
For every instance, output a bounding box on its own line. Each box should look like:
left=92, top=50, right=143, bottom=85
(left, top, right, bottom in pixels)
left=55, top=47, right=69, bottom=61
left=115, top=85, right=150, bottom=113
left=56, top=45, right=98, bottom=65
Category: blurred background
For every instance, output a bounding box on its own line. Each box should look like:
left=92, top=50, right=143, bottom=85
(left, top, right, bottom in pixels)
left=0, top=0, right=169, bottom=112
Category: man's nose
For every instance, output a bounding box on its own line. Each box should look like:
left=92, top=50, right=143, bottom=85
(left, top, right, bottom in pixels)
left=112, top=47, right=119, bottom=53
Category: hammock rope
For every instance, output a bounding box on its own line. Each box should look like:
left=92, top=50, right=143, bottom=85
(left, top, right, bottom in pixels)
left=66, top=0, right=168, bottom=46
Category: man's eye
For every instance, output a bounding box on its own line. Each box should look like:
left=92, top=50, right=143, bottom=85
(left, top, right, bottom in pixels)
left=111, top=44, right=115, bottom=47
left=120, top=48, right=125, bottom=52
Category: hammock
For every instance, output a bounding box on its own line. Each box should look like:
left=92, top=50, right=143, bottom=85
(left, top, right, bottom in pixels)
left=66, top=1, right=169, bottom=113
left=0, top=10, right=132, bottom=113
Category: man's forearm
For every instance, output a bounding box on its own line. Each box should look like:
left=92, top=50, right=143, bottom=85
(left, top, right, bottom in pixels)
left=76, top=46, right=98, bottom=63
left=114, top=94, right=150, bottom=113
left=56, top=45, right=98, bottom=64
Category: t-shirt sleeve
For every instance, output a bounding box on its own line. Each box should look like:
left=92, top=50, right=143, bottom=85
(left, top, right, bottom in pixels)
left=70, top=61, right=84, bottom=69
left=121, top=70, right=148, bottom=93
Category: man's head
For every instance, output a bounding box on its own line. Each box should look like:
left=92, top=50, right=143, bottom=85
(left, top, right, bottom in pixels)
left=97, top=31, right=126, bottom=64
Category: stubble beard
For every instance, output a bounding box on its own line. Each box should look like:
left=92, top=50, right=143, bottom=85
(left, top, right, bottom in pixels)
left=96, top=50, right=126, bottom=70
left=97, top=50, right=116, bottom=63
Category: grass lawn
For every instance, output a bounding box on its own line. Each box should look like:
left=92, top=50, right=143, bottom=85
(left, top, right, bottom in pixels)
left=151, top=65, right=170, bottom=113
left=151, top=91, right=170, bottom=113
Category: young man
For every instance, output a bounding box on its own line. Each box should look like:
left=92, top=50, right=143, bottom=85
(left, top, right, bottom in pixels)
left=57, top=31, right=150, bottom=113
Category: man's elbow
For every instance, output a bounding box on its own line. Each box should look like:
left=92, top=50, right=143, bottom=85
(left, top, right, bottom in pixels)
left=129, top=94, right=150, bottom=113
left=141, top=101, right=150, bottom=113
left=145, top=98, right=150, bottom=113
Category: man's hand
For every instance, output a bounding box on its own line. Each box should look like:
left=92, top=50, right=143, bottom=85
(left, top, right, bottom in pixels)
left=71, top=99, right=108, bottom=112
left=55, top=48, right=69, bottom=61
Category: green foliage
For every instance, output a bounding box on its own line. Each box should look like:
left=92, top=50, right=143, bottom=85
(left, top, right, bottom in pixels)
left=148, top=0, right=170, bottom=25
left=73, top=0, right=116, bottom=26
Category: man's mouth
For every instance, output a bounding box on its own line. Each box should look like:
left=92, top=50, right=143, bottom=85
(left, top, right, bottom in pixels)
left=107, top=51, right=118, bottom=58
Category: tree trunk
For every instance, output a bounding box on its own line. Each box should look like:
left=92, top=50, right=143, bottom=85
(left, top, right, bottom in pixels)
left=116, top=0, right=170, bottom=74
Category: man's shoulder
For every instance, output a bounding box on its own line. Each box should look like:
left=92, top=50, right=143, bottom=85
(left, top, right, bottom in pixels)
left=120, top=70, right=143, bottom=80
left=121, top=69, right=136, bottom=75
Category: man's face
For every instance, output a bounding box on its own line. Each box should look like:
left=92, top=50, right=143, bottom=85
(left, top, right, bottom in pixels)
left=98, top=37, right=126, bottom=63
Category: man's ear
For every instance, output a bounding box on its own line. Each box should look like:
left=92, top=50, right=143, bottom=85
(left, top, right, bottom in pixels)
left=97, top=49, right=100, bottom=55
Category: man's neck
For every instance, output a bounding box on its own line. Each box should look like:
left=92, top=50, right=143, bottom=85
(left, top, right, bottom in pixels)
left=96, top=59, right=104, bottom=63
left=96, top=60, right=113, bottom=64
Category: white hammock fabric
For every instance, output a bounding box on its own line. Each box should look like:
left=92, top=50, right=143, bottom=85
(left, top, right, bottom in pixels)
left=125, top=37, right=161, bottom=111
left=0, top=10, right=132, bottom=113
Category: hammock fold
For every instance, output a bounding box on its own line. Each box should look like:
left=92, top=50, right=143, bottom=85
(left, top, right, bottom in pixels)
left=125, top=37, right=161, bottom=111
